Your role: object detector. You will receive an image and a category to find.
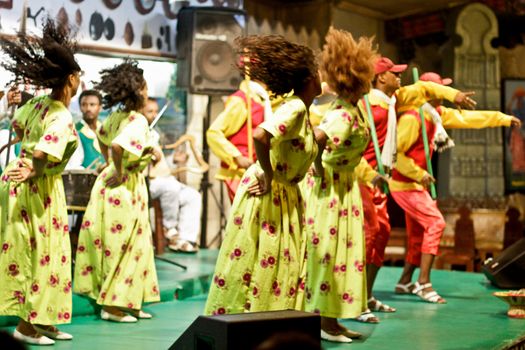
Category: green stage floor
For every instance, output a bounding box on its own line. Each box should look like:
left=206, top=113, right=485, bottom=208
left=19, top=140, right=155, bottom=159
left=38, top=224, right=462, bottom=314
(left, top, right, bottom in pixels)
left=1, top=249, right=524, bottom=350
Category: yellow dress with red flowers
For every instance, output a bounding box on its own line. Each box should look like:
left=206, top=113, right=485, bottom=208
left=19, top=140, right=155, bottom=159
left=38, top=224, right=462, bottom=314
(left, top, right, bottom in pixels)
left=204, top=96, right=317, bottom=315
left=303, top=98, right=369, bottom=318
left=0, top=95, right=78, bottom=325
left=73, top=110, right=160, bottom=309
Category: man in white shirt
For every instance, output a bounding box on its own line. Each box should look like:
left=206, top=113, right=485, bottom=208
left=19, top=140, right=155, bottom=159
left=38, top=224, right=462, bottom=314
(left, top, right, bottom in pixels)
left=143, top=97, right=201, bottom=253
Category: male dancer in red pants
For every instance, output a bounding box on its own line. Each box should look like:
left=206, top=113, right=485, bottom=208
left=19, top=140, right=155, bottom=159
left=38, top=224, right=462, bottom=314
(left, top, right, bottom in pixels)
left=391, top=72, right=520, bottom=303
left=357, top=57, right=406, bottom=323
left=358, top=61, right=484, bottom=319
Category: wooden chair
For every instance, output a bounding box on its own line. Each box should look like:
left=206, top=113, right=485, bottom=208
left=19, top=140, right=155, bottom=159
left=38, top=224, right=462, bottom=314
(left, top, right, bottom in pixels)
left=151, top=198, right=165, bottom=255
left=150, top=134, right=209, bottom=254
left=436, top=206, right=476, bottom=272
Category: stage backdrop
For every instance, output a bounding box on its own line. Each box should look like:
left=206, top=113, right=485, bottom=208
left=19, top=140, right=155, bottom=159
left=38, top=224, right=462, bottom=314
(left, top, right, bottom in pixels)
left=0, top=0, right=243, bottom=59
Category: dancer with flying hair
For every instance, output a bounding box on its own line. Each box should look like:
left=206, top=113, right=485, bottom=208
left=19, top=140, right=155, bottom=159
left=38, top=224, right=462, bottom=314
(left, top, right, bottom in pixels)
left=302, top=28, right=377, bottom=343
left=0, top=18, right=81, bottom=345
left=73, top=59, right=160, bottom=322
left=205, top=35, right=321, bottom=315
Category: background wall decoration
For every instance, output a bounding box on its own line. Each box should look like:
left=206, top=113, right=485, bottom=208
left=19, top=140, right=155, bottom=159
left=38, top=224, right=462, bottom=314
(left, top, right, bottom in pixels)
left=0, top=0, right=243, bottom=59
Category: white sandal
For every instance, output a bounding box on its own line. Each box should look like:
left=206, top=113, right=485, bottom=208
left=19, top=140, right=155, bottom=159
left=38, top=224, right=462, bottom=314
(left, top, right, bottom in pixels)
left=320, top=329, right=352, bottom=343
left=368, top=297, right=396, bottom=312
left=395, top=282, right=415, bottom=294
left=412, top=282, right=446, bottom=304
left=356, top=309, right=380, bottom=323
left=168, top=239, right=198, bottom=253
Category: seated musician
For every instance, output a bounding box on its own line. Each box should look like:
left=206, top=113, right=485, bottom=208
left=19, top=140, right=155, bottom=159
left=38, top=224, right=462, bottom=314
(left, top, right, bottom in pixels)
left=142, top=97, right=201, bottom=253
left=67, top=89, right=105, bottom=170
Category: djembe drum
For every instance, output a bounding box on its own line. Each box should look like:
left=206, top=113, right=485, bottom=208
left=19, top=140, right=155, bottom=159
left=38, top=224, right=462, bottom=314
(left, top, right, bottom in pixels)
left=62, top=169, right=97, bottom=209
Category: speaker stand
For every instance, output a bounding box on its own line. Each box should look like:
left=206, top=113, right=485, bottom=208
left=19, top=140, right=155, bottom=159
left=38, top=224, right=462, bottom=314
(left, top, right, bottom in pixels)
left=200, top=95, right=227, bottom=248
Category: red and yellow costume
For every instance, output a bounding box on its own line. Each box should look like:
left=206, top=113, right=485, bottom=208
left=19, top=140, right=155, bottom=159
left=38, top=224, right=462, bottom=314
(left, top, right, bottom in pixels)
left=207, top=81, right=282, bottom=202
left=356, top=92, right=391, bottom=267
left=391, top=81, right=516, bottom=265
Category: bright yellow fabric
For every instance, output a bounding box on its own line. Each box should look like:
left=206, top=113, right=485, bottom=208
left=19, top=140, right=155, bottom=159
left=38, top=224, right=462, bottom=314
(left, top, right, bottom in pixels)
left=206, top=81, right=284, bottom=180
left=390, top=106, right=515, bottom=192
left=396, top=81, right=458, bottom=114
left=303, top=97, right=369, bottom=318
left=204, top=95, right=317, bottom=315
left=0, top=96, right=78, bottom=325
left=355, top=157, right=378, bottom=185
left=74, top=110, right=160, bottom=309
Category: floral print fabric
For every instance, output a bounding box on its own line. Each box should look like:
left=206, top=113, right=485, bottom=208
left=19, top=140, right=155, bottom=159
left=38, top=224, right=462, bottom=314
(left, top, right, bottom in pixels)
left=204, top=96, right=317, bottom=315
left=73, top=111, right=160, bottom=309
left=0, top=96, right=78, bottom=325
left=303, top=98, right=369, bottom=318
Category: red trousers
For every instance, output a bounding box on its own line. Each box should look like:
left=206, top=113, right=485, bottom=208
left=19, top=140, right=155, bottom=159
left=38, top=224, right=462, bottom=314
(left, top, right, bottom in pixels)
left=390, top=190, right=445, bottom=266
left=360, top=184, right=391, bottom=267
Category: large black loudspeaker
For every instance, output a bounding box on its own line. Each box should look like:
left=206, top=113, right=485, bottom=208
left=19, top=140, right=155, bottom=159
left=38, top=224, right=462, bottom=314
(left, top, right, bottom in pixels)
left=176, top=7, right=246, bottom=95
left=482, top=237, right=525, bottom=289
left=170, top=310, right=320, bottom=350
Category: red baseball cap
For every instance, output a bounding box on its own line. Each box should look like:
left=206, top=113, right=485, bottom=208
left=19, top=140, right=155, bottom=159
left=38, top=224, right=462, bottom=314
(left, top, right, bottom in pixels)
left=374, top=57, right=407, bottom=75
left=420, top=72, right=453, bottom=86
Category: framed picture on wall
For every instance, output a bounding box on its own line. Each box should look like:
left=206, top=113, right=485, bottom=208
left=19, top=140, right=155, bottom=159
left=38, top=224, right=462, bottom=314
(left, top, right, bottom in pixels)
left=502, top=78, right=525, bottom=192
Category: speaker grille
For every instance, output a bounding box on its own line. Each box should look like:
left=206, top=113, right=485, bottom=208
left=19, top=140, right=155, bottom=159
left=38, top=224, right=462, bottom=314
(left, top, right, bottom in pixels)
left=176, top=7, right=246, bottom=95
left=196, top=41, right=235, bottom=83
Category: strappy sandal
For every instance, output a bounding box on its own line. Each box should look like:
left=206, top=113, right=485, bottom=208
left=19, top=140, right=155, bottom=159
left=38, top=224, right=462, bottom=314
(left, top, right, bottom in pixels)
left=368, top=297, right=396, bottom=312
left=355, top=309, right=380, bottom=323
left=168, top=239, right=198, bottom=254
left=395, top=282, right=415, bottom=294
left=412, top=282, right=446, bottom=304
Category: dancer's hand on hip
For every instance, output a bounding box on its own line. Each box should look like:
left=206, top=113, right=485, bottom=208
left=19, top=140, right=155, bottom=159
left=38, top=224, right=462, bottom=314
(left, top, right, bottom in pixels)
left=248, top=170, right=272, bottom=196
left=7, top=166, right=35, bottom=182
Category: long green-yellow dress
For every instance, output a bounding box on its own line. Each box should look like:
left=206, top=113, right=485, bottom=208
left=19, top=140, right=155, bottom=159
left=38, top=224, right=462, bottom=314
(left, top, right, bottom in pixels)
left=73, top=111, right=160, bottom=309
left=0, top=96, right=78, bottom=325
left=204, top=96, right=317, bottom=315
left=303, top=98, right=369, bottom=318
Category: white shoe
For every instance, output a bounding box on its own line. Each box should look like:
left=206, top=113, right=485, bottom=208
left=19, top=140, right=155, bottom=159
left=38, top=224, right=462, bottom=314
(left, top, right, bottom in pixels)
left=320, top=329, right=352, bottom=343
left=166, top=227, right=179, bottom=239
left=33, top=325, right=73, bottom=340
left=13, top=329, right=55, bottom=345
left=132, top=310, right=152, bottom=319
left=100, top=309, right=138, bottom=323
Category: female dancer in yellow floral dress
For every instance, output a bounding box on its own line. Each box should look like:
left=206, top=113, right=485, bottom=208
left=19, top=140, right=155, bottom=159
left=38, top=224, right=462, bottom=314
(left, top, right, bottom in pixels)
left=303, top=28, right=378, bottom=343
left=74, top=60, right=160, bottom=322
left=205, top=35, right=321, bottom=315
left=0, top=18, right=81, bottom=345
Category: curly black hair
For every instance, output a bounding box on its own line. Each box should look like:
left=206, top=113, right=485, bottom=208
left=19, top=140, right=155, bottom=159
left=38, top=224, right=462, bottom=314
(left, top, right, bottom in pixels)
left=235, top=35, right=317, bottom=96
left=0, top=17, right=80, bottom=89
left=94, top=59, right=146, bottom=111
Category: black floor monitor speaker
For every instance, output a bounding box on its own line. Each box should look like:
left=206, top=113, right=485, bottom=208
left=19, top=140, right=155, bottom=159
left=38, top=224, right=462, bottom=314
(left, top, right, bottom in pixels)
left=176, top=6, right=246, bottom=95
left=482, top=237, right=525, bottom=289
left=170, top=310, right=320, bottom=350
